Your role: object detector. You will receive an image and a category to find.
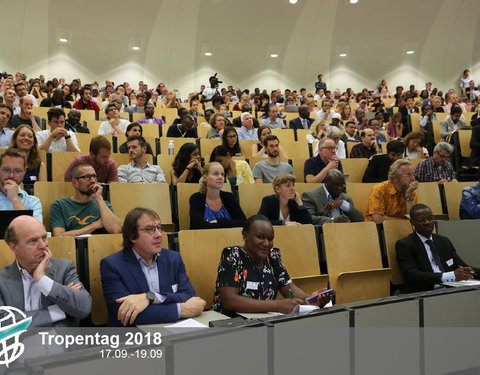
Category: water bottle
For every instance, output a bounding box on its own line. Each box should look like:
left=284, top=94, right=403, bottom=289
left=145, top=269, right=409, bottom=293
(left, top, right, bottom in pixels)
left=168, top=140, right=174, bottom=155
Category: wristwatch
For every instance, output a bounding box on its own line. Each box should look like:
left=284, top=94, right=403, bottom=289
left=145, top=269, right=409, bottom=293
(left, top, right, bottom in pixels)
left=65, top=135, right=71, bottom=139
left=146, top=291, right=155, bottom=304
left=405, top=195, right=414, bottom=201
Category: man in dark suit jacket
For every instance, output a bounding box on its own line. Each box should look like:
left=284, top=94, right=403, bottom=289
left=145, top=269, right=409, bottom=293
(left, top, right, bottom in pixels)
left=362, top=140, right=405, bottom=182
left=0, top=216, right=91, bottom=327
left=289, top=105, right=314, bottom=130
left=396, top=204, right=480, bottom=293
left=100, top=208, right=205, bottom=326
left=232, top=104, right=260, bottom=128
left=301, top=169, right=364, bottom=225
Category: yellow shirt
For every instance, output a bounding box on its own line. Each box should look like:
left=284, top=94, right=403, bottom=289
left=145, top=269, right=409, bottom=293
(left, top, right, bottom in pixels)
left=366, top=180, right=418, bottom=221
left=234, top=160, right=254, bottom=184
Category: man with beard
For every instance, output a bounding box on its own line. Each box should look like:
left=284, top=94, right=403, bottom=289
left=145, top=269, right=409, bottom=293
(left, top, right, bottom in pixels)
left=366, top=159, right=418, bottom=223
left=252, top=135, right=294, bottom=183
left=50, top=163, right=121, bottom=237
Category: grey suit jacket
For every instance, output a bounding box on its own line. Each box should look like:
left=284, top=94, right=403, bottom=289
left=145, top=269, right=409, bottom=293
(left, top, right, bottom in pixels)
left=301, top=186, right=364, bottom=225
left=0, top=258, right=92, bottom=327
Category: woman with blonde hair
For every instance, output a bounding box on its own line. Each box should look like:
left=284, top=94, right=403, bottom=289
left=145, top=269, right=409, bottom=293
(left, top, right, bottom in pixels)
left=8, top=125, right=47, bottom=184
left=165, top=90, right=181, bottom=109
left=257, top=174, right=312, bottom=225
left=306, top=119, right=326, bottom=143
left=189, top=162, right=246, bottom=229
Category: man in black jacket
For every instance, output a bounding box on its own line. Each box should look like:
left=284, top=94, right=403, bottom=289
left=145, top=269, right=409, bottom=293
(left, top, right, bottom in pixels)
left=362, top=140, right=405, bottom=182
left=396, top=204, right=480, bottom=293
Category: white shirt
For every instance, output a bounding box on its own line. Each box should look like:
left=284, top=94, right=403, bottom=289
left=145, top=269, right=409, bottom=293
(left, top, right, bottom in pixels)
left=36, top=129, right=79, bottom=152
left=98, top=119, right=129, bottom=135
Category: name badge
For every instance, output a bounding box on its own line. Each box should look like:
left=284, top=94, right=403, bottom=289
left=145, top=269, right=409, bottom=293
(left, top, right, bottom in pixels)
left=246, top=281, right=259, bottom=290
left=172, top=284, right=178, bottom=293
left=446, top=258, right=454, bottom=267
left=30, top=175, right=37, bottom=181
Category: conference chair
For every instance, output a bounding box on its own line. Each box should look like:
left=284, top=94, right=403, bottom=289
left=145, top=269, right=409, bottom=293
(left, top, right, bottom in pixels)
left=237, top=183, right=274, bottom=218
left=109, top=182, right=173, bottom=226
left=34, top=181, right=75, bottom=231
left=51, top=151, right=83, bottom=181
left=323, top=222, right=390, bottom=304
left=178, top=228, right=244, bottom=309
left=341, top=158, right=369, bottom=183
left=272, top=224, right=328, bottom=294
left=443, top=181, right=476, bottom=220
left=345, top=182, right=377, bottom=218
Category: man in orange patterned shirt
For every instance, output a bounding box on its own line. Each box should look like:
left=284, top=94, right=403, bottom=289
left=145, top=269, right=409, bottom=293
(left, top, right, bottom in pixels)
left=366, top=159, right=419, bottom=223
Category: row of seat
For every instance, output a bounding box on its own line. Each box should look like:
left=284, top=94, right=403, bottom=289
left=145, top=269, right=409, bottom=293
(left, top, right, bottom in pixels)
left=32, top=180, right=475, bottom=234
left=4, top=218, right=474, bottom=326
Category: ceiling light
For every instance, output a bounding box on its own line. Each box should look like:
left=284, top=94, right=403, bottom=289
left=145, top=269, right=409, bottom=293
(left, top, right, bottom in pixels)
left=406, top=50, right=415, bottom=55
left=204, top=52, right=212, bottom=56
left=339, top=53, right=347, bottom=57
left=289, top=0, right=298, bottom=4
left=349, top=0, right=358, bottom=3
left=59, top=38, right=68, bottom=43
left=270, top=53, right=278, bottom=58
left=131, top=46, right=140, bottom=51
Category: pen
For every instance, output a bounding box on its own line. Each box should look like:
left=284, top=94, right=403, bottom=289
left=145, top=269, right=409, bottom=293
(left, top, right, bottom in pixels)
left=458, top=265, right=477, bottom=277
left=289, top=289, right=295, bottom=299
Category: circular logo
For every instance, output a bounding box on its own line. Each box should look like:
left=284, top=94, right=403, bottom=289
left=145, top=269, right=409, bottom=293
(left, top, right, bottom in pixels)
left=0, top=306, right=32, bottom=367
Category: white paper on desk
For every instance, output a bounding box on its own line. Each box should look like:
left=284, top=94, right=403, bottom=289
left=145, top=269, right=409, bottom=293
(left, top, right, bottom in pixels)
left=442, top=279, right=480, bottom=287
left=293, top=301, right=333, bottom=313
left=293, top=305, right=320, bottom=313
left=165, top=318, right=208, bottom=329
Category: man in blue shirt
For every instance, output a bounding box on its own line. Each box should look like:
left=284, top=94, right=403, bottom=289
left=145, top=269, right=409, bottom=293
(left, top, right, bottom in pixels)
left=0, top=104, right=13, bottom=147
left=460, top=180, right=480, bottom=219
left=0, top=148, right=43, bottom=221
left=100, top=207, right=205, bottom=326
left=304, top=138, right=343, bottom=183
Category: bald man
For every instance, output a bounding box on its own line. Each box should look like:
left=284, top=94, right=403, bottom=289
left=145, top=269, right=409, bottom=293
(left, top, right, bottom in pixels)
left=0, top=216, right=91, bottom=327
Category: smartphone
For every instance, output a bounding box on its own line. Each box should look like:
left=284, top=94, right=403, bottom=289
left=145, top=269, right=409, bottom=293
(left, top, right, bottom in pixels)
left=305, top=289, right=335, bottom=304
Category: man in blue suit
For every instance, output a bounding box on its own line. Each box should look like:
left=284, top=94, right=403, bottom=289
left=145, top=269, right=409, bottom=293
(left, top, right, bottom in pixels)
left=100, top=207, right=205, bottom=326
left=289, top=106, right=314, bottom=130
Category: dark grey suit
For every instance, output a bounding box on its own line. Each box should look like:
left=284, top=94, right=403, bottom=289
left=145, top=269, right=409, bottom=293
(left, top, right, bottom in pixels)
left=0, top=259, right=91, bottom=327
left=301, top=186, right=364, bottom=225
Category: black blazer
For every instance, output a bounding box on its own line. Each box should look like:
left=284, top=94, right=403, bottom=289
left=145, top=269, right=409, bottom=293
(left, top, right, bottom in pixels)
left=396, top=232, right=480, bottom=293
left=469, top=124, right=480, bottom=167
left=289, top=117, right=314, bottom=130
left=257, top=194, right=312, bottom=225
left=362, top=153, right=392, bottom=183
left=189, top=190, right=246, bottom=229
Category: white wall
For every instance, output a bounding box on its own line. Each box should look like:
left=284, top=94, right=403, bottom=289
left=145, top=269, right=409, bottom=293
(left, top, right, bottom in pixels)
left=1, top=0, right=479, bottom=96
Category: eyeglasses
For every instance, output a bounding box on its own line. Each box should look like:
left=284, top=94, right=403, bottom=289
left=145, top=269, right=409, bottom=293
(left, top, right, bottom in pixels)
left=226, top=134, right=237, bottom=139
left=139, top=225, right=162, bottom=235
left=401, top=173, right=415, bottom=178
left=75, top=174, right=98, bottom=181
left=321, top=147, right=336, bottom=151
left=0, top=168, right=24, bottom=175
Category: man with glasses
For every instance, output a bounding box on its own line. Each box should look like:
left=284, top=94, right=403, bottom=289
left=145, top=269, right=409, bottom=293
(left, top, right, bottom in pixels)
left=0, top=148, right=42, bottom=221
left=415, top=142, right=456, bottom=183
left=304, top=138, right=343, bottom=183
left=100, top=207, right=206, bottom=326
left=36, top=107, right=80, bottom=152
left=396, top=204, right=479, bottom=292
left=50, top=163, right=121, bottom=237
left=366, top=159, right=418, bottom=223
